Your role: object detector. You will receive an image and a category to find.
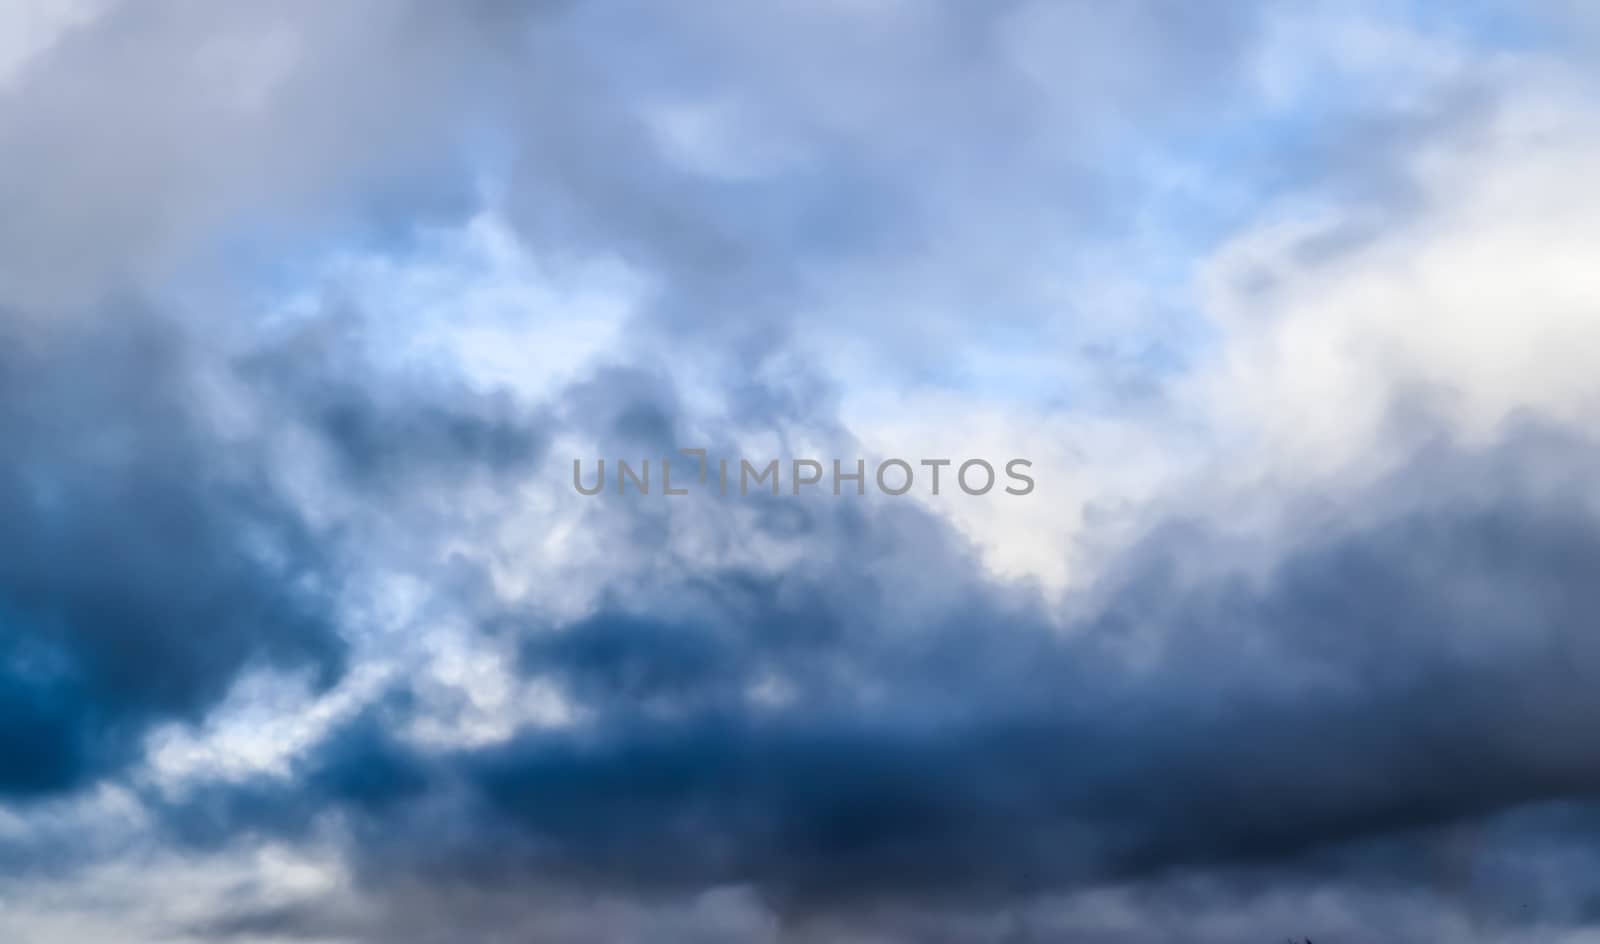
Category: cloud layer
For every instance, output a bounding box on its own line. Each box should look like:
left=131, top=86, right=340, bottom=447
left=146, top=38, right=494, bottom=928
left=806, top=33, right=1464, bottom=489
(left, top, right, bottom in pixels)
left=3, top=2, right=1600, bottom=942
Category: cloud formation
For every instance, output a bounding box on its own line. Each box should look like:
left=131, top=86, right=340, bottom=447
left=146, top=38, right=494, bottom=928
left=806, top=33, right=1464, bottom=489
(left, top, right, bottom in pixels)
left=2, top=2, right=1600, bottom=943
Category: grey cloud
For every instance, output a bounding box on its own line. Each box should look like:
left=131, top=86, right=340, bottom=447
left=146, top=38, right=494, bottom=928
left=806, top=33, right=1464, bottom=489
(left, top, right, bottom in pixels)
left=0, top=0, right=525, bottom=309
left=239, top=312, right=549, bottom=495
left=494, top=1, right=1269, bottom=374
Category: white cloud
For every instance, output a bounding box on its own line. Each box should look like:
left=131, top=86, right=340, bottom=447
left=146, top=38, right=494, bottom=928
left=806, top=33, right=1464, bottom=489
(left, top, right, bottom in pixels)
left=0, top=0, right=106, bottom=91
left=1190, top=62, right=1600, bottom=488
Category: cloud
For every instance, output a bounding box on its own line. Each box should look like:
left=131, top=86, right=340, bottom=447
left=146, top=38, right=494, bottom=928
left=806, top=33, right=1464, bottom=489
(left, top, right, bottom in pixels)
left=0, top=0, right=520, bottom=309
left=3, top=2, right=1600, bottom=942
left=0, top=311, right=345, bottom=796
left=131, top=411, right=1600, bottom=943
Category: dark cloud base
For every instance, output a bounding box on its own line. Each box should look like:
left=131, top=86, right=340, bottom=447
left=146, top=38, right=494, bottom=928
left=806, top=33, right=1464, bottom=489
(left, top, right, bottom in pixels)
left=0, top=313, right=345, bottom=796
left=145, top=411, right=1600, bottom=941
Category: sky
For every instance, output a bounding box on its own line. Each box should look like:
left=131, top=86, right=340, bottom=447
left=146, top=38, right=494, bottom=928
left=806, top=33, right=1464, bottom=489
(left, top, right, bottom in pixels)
left=3, top=1, right=1600, bottom=942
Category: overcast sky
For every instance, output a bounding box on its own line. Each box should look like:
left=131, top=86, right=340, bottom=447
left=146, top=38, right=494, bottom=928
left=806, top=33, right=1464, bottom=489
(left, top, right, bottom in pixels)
left=4, top=2, right=1600, bottom=942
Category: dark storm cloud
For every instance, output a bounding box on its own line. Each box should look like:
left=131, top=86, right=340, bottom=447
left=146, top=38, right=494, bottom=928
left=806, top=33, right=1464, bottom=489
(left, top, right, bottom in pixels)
left=0, top=312, right=344, bottom=797
left=163, top=417, right=1600, bottom=937
left=0, top=0, right=562, bottom=807
left=0, top=296, right=553, bottom=802
left=465, top=436, right=1600, bottom=900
